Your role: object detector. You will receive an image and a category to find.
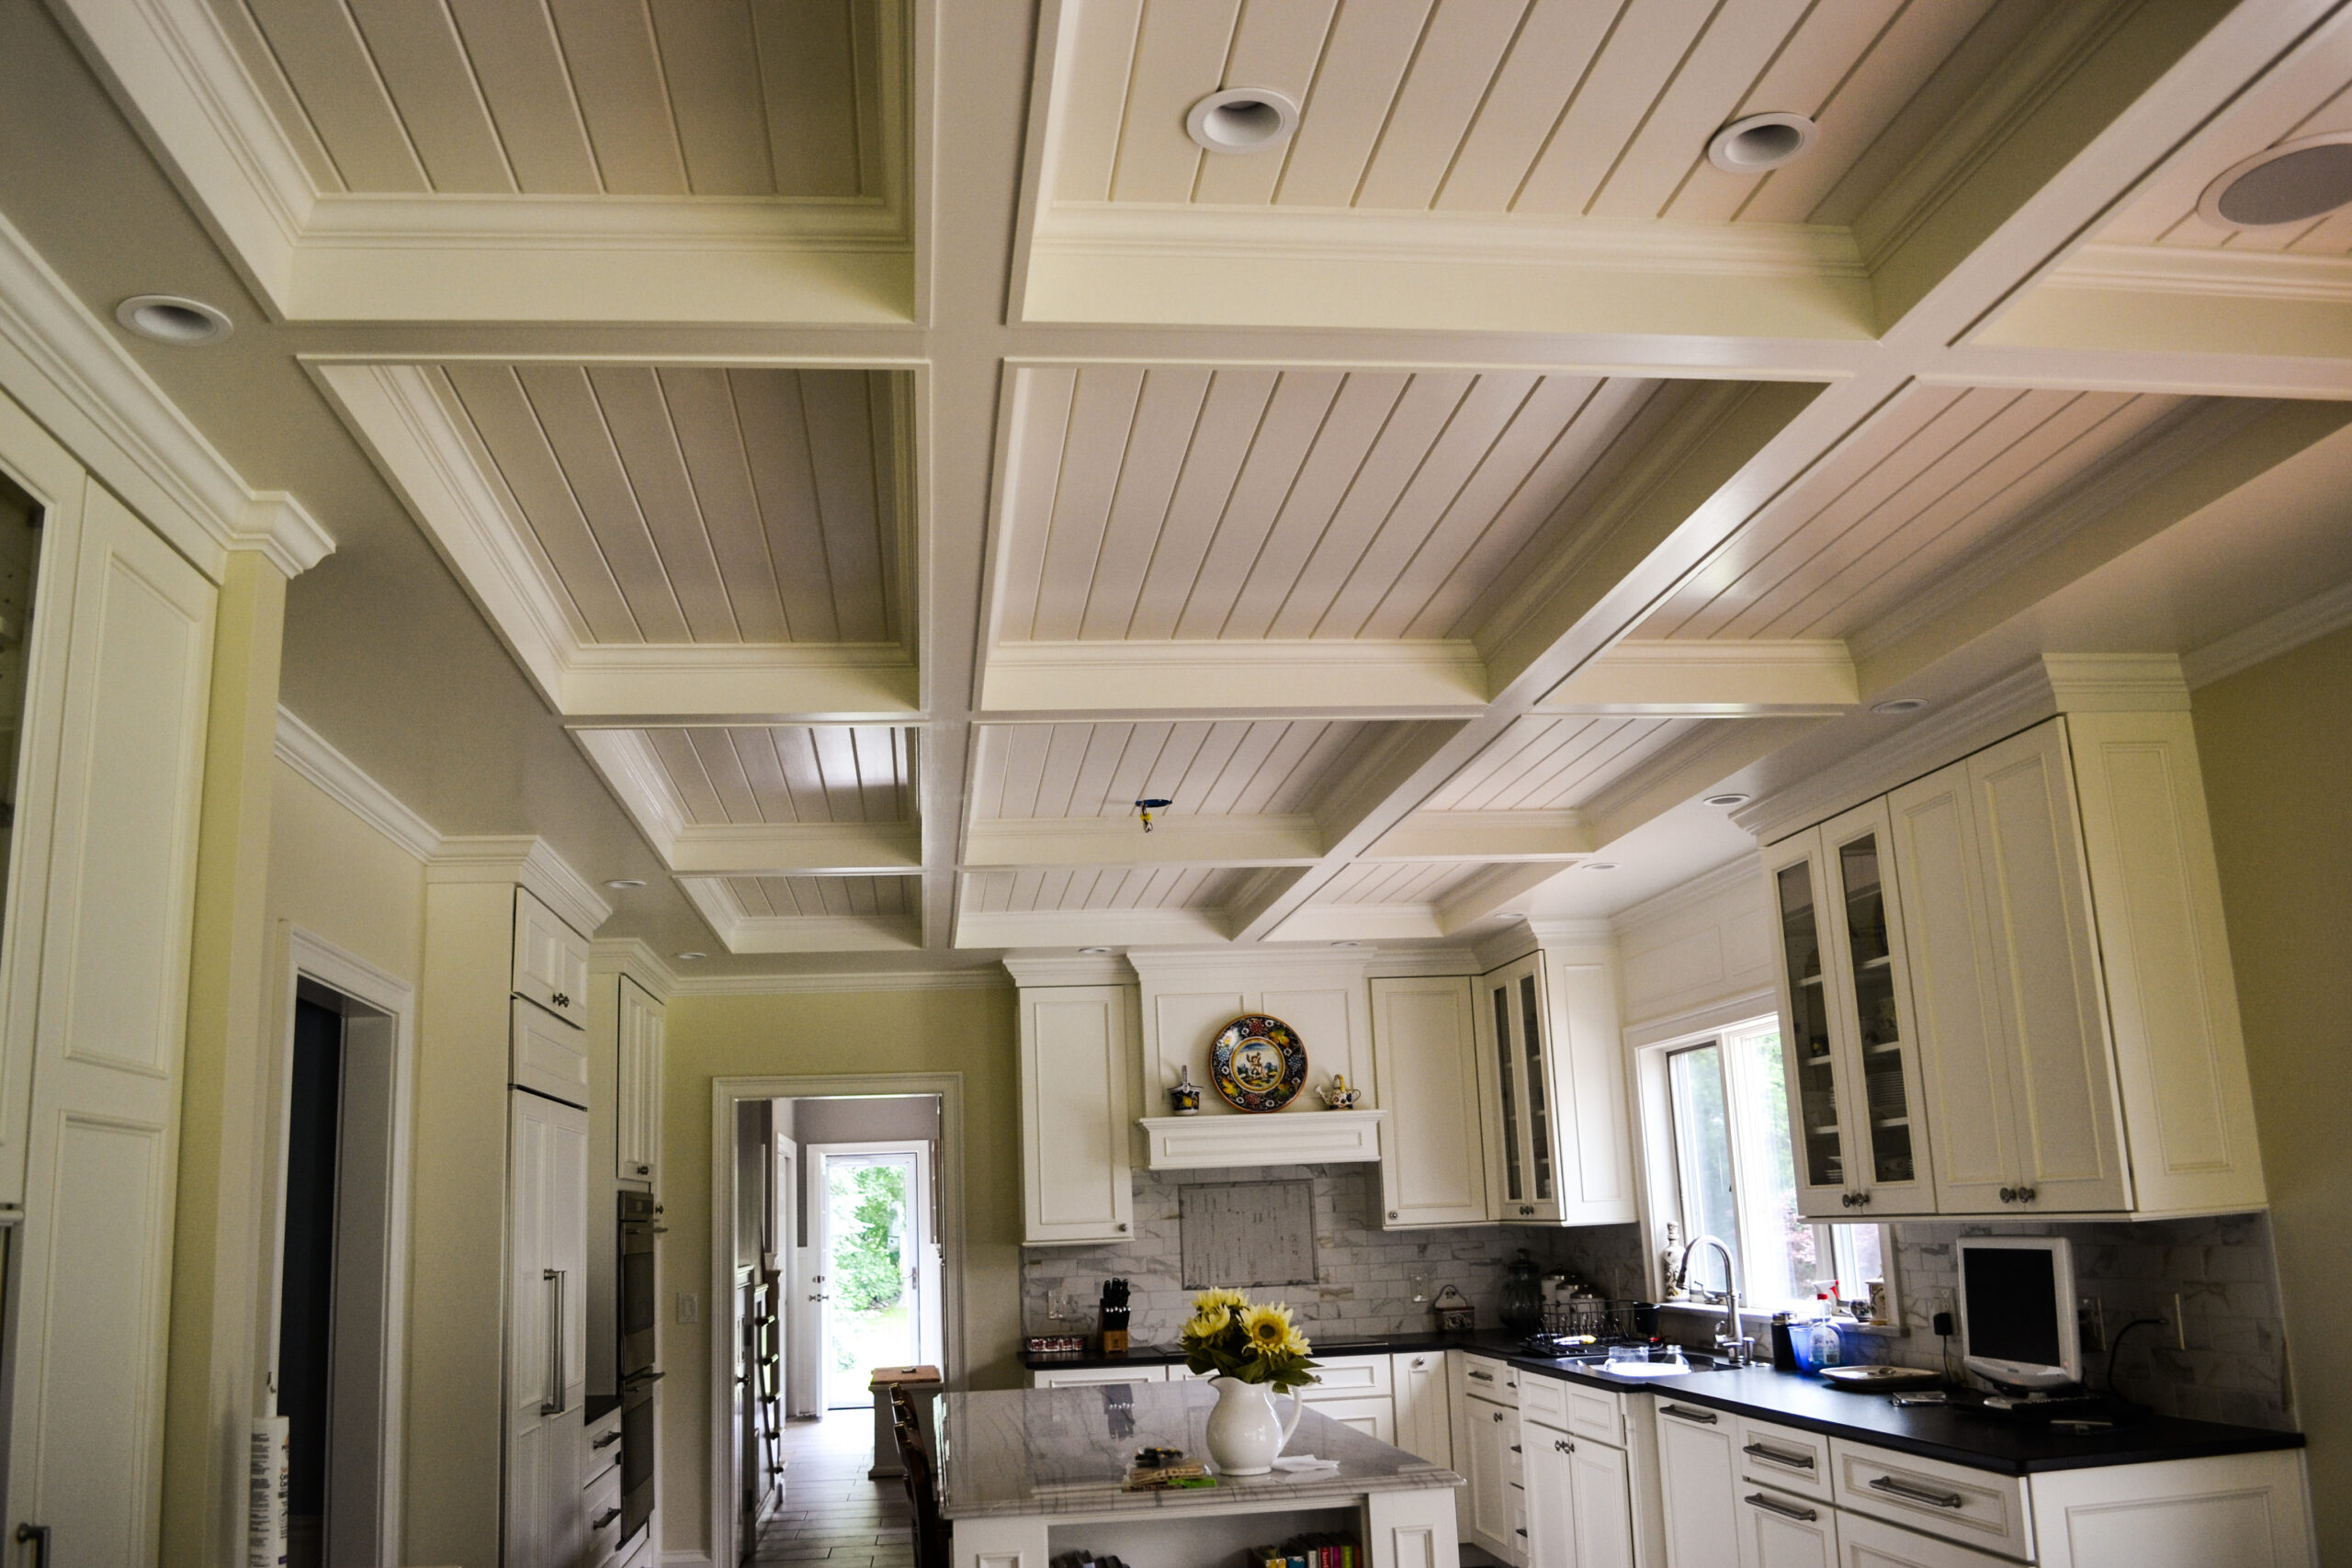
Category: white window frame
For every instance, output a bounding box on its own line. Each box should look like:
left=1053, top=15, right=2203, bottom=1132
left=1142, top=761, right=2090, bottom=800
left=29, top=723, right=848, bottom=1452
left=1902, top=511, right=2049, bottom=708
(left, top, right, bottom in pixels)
left=1632, top=1004, right=1898, bottom=1326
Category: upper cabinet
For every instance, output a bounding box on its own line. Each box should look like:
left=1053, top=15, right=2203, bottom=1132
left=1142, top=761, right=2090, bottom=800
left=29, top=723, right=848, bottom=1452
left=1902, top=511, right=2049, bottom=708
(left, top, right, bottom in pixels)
left=514, top=886, right=591, bottom=1029
left=1014, top=978, right=1136, bottom=1246
left=1475, top=935, right=1636, bottom=1227
left=1766, top=799, right=1937, bottom=1219
left=615, top=976, right=663, bottom=1185
left=1771, top=710, right=2265, bottom=1220
left=1370, top=976, right=1487, bottom=1228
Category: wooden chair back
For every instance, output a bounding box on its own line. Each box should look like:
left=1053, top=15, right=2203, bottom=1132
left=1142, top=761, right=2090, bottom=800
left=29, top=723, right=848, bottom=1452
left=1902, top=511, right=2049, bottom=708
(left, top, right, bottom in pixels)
left=888, top=1384, right=947, bottom=1568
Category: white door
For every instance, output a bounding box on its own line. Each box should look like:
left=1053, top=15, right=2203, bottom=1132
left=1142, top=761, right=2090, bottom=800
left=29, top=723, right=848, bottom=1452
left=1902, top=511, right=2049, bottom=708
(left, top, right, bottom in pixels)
left=512, top=886, right=589, bottom=1028
left=1962, top=723, right=2130, bottom=1213
left=773, top=1134, right=795, bottom=1413
left=1568, top=1438, right=1637, bottom=1568
left=1371, top=976, right=1487, bottom=1227
left=6, top=479, right=214, bottom=1566
left=1657, top=1403, right=1740, bottom=1568
left=1522, top=1424, right=1572, bottom=1568
left=1464, top=1396, right=1516, bottom=1558
left=1765, top=829, right=1862, bottom=1219
left=810, top=1144, right=933, bottom=1406
left=1736, top=1483, right=1839, bottom=1568
left=1392, top=1351, right=1452, bottom=1467
left=507, top=1089, right=588, bottom=1568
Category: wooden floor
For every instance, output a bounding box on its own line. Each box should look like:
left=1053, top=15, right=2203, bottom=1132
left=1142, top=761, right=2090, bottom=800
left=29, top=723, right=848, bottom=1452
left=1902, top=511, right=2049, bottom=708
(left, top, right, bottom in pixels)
left=748, top=1409, right=917, bottom=1568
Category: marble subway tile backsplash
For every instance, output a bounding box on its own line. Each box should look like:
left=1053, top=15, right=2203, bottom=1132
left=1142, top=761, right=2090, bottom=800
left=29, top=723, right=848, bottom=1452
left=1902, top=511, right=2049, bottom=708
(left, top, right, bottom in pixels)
left=1022, top=1163, right=1647, bottom=1346
left=1859, top=1211, right=2294, bottom=1430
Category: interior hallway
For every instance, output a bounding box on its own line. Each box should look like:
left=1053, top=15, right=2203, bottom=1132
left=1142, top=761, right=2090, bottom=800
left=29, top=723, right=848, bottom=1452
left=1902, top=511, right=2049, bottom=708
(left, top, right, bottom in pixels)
left=751, top=1411, right=916, bottom=1568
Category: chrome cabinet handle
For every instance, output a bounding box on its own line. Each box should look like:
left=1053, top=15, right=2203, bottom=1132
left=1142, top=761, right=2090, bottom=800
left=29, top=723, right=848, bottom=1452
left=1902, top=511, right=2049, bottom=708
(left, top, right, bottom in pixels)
left=540, top=1269, right=567, bottom=1416
left=593, top=1429, right=622, bottom=1450
left=1745, top=1493, right=1819, bottom=1523
left=1869, top=1474, right=1965, bottom=1510
left=593, top=1506, right=621, bottom=1529
left=1743, top=1441, right=1815, bottom=1471
left=1660, top=1404, right=1718, bottom=1425
left=1466, top=1370, right=1495, bottom=1382
left=16, top=1523, right=49, bottom=1568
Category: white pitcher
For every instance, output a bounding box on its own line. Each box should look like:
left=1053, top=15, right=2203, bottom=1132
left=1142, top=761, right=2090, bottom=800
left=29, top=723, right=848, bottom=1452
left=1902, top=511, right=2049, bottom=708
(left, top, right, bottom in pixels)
left=1204, top=1376, right=1306, bottom=1475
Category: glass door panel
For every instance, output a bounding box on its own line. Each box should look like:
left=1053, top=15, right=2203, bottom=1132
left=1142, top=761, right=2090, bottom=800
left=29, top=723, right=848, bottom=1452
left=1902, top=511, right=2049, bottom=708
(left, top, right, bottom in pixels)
left=1838, top=833, right=1916, bottom=1188
left=1775, top=858, right=1845, bottom=1193
left=1489, top=981, right=1524, bottom=1203
left=1518, top=974, right=1555, bottom=1203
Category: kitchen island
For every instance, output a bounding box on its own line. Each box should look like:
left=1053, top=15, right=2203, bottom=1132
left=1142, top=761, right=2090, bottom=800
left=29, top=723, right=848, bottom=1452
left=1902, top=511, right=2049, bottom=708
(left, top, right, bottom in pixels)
left=938, top=1382, right=1462, bottom=1568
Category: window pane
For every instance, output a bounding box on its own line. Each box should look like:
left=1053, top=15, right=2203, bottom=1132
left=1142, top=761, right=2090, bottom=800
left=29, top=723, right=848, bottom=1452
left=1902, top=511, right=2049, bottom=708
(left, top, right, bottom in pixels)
left=1667, top=1044, right=1740, bottom=1295
left=1729, top=1027, right=1819, bottom=1311
left=1831, top=1224, right=1885, bottom=1304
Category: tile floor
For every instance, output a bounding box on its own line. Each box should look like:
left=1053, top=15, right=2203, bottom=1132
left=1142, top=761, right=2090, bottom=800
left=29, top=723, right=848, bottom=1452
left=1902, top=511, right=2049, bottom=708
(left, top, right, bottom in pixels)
left=748, top=1409, right=917, bottom=1568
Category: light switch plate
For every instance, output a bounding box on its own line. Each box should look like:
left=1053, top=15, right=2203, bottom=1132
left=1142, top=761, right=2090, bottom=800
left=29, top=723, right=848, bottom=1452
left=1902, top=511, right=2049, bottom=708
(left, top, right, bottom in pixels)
left=679, top=1292, right=699, bottom=1325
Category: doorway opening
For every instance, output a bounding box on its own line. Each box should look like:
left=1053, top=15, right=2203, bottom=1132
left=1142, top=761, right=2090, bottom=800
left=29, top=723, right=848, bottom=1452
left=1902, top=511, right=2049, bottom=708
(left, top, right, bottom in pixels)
left=809, top=1140, right=938, bottom=1409
left=268, top=937, right=414, bottom=1568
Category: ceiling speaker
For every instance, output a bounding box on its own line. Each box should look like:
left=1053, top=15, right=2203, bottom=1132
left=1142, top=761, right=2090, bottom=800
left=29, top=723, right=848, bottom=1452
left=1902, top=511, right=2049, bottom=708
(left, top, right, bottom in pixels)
left=2199, top=134, right=2352, bottom=229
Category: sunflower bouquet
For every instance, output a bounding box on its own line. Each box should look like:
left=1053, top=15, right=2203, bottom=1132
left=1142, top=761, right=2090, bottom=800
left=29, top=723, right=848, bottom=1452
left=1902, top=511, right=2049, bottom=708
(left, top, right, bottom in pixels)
left=1179, top=1287, right=1320, bottom=1391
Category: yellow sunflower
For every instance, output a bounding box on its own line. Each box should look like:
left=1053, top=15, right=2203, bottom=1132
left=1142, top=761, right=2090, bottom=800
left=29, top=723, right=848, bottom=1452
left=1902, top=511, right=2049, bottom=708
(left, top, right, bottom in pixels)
left=1193, top=1287, right=1248, bottom=1316
left=1179, top=1310, right=1227, bottom=1344
left=1239, top=1302, right=1299, bottom=1354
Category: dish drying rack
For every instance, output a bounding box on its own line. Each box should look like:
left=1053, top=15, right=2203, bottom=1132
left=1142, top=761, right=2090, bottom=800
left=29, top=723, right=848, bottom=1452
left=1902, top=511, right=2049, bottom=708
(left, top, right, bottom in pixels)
left=1541, top=1298, right=1644, bottom=1341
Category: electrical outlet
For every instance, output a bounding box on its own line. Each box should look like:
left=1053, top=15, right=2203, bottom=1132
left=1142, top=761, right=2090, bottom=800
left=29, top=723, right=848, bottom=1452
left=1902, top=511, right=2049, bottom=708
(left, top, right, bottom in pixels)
left=2077, top=1295, right=2106, bottom=1354
left=679, top=1292, right=700, bottom=1325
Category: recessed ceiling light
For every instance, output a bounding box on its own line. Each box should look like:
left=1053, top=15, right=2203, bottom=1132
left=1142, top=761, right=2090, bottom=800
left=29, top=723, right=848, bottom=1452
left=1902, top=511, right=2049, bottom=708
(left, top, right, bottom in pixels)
left=1581, top=862, right=1620, bottom=873
left=1871, top=697, right=1928, bottom=715
left=115, top=294, right=233, bottom=345
left=674, top=951, right=707, bottom=961
left=1703, top=792, right=1751, bottom=807
left=2200, top=133, right=2352, bottom=229
left=1186, top=87, right=1302, bottom=155
left=1706, top=113, right=1816, bottom=175
left=1079, top=946, right=1112, bottom=955
left=604, top=878, right=646, bottom=889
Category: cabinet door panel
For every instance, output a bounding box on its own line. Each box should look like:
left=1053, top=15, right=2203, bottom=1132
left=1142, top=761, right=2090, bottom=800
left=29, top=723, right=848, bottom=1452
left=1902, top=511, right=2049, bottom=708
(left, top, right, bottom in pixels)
left=513, top=998, right=591, bottom=1109
left=1544, top=953, right=1636, bottom=1223
left=1821, top=800, right=1936, bottom=1214
left=1767, top=831, right=1857, bottom=1217
left=616, top=976, right=662, bottom=1182
left=1568, top=1438, right=1636, bottom=1568
left=1736, top=1483, right=1838, bottom=1568
left=1887, top=763, right=2017, bottom=1213
left=1466, top=1395, right=1518, bottom=1556
left=513, top=887, right=589, bottom=1027
left=1392, top=1352, right=1453, bottom=1467
left=1021, top=987, right=1134, bottom=1243
left=1965, top=725, right=2129, bottom=1212
left=1657, top=1405, right=1740, bottom=1568
left=509, top=1089, right=589, bottom=1567
left=1371, top=976, right=1487, bottom=1226
left=1522, top=1424, right=1573, bottom=1568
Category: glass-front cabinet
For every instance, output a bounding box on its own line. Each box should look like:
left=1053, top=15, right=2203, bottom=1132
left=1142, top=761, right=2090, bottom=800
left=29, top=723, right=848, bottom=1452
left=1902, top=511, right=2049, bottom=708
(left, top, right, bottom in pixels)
left=1765, top=799, right=1938, bottom=1218
left=1476, top=953, right=1559, bottom=1222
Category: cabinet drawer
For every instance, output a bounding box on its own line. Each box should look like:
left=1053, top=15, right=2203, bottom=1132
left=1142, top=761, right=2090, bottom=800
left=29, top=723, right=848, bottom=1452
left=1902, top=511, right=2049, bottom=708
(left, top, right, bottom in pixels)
left=1307, top=1393, right=1395, bottom=1444
left=513, top=997, right=590, bottom=1108
left=1736, top=1414, right=1832, bottom=1502
left=1565, top=1382, right=1625, bottom=1448
left=1458, top=1353, right=1518, bottom=1407
left=1520, top=1372, right=1569, bottom=1429
left=1832, top=1440, right=2032, bottom=1562
left=1030, top=1365, right=1170, bottom=1388
left=583, top=1461, right=624, bottom=1562
left=1836, top=1508, right=2016, bottom=1567
left=1305, top=1353, right=1393, bottom=1396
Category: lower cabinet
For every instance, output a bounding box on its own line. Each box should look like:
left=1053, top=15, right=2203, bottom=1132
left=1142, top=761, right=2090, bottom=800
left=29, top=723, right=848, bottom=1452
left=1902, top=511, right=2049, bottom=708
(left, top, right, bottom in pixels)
left=1524, top=1416, right=1636, bottom=1568
left=1656, top=1401, right=1740, bottom=1567
left=1029, top=1364, right=1170, bottom=1388
left=1462, top=1393, right=1519, bottom=1561
left=1392, top=1350, right=1453, bottom=1469
left=1735, top=1482, right=1838, bottom=1568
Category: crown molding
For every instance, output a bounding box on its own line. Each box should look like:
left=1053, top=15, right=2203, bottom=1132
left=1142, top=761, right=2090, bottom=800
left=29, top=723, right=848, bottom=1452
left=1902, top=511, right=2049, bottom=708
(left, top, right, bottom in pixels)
left=667, top=968, right=1010, bottom=997
left=428, top=835, right=612, bottom=937
left=1609, top=852, right=1763, bottom=939
left=589, top=937, right=679, bottom=1001
left=0, top=209, right=333, bottom=583
left=1524, top=918, right=1618, bottom=947
left=1124, top=946, right=1373, bottom=984
left=274, top=706, right=441, bottom=862
left=2048, top=243, right=2352, bottom=305
left=301, top=193, right=902, bottom=251
left=2039, top=652, right=2189, bottom=712
left=1002, top=953, right=1134, bottom=987
left=2182, top=577, right=2352, bottom=688
left=676, top=877, right=921, bottom=954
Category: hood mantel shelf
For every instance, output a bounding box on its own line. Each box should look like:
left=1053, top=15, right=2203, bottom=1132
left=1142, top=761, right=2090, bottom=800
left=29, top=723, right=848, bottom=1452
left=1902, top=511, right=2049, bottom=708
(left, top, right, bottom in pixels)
left=1137, top=1110, right=1387, bottom=1170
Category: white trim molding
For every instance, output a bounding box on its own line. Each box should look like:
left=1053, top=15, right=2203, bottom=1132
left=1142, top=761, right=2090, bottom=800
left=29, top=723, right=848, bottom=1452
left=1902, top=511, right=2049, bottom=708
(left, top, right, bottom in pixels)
left=667, top=968, right=1008, bottom=996
left=588, top=937, right=680, bottom=1003
left=427, top=835, right=612, bottom=937
left=1366, top=810, right=1594, bottom=862
left=0, top=208, right=333, bottom=581
left=980, top=637, right=1489, bottom=716
left=964, top=813, right=1323, bottom=869
left=677, top=877, right=922, bottom=955
left=1541, top=639, right=1858, bottom=715
left=2182, top=577, right=2352, bottom=688
left=273, top=706, right=441, bottom=862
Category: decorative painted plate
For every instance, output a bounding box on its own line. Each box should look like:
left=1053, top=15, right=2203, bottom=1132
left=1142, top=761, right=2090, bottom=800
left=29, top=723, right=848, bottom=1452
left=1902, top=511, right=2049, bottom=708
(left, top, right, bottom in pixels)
left=1210, top=1014, right=1307, bottom=1112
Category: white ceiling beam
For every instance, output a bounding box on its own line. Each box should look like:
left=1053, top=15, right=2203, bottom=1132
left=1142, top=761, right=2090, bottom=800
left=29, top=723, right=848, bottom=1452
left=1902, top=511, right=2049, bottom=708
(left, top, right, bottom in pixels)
left=676, top=878, right=922, bottom=954
left=666, top=823, right=922, bottom=876
left=1580, top=717, right=1832, bottom=849
left=1263, top=904, right=1446, bottom=945
left=978, top=639, right=1488, bottom=717
left=952, top=907, right=1232, bottom=950
left=1541, top=640, right=1857, bottom=714
left=963, top=814, right=1324, bottom=869
left=1435, top=863, right=1578, bottom=934
left=559, top=647, right=921, bottom=723
left=1364, top=811, right=1594, bottom=863
left=1986, top=246, right=2352, bottom=364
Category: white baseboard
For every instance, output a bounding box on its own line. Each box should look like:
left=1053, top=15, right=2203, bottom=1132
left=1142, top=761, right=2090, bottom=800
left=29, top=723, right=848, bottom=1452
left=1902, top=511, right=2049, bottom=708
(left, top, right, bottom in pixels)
left=661, top=1553, right=714, bottom=1568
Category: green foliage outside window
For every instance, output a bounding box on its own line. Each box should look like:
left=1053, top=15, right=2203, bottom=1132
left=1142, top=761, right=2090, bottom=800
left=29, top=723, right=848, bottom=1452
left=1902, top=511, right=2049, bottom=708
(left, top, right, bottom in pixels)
left=831, top=1162, right=907, bottom=1312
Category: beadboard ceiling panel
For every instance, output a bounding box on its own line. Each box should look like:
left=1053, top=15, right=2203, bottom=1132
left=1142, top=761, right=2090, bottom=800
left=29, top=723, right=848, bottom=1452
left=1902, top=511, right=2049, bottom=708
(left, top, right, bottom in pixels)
left=2097, top=35, right=2352, bottom=255
left=1053, top=0, right=2005, bottom=220
left=961, top=865, right=1252, bottom=914
left=1635, top=387, right=2194, bottom=642
left=995, top=365, right=1666, bottom=642
left=636, top=726, right=911, bottom=824
left=1423, top=715, right=1700, bottom=812
left=209, top=0, right=881, bottom=196
left=437, top=363, right=902, bottom=645
left=723, top=874, right=918, bottom=919
left=969, top=720, right=1383, bottom=820
left=1306, top=860, right=1484, bottom=907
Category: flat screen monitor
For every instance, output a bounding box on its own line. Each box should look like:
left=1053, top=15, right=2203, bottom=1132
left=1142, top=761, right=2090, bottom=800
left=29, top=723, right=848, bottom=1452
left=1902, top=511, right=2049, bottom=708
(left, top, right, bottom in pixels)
left=1957, top=1235, right=2080, bottom=1391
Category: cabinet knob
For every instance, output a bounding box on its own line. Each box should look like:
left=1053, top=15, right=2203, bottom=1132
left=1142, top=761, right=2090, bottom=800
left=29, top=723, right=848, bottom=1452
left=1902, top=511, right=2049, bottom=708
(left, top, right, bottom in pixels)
left=1998, top=1187, right=2018, bottom=1203
left=553, top=992, right=569, bottom=1007
left=1116, top=1223, right=1128, bottom=1232
left=1554, top=1439, right=1573, bottom=1454
left=1850, top=1190, right=1871, bottom=1207
left=1388, top=1211, right=1399, bottom=1220
left=2018, top=1186, right=2037, bottom=1203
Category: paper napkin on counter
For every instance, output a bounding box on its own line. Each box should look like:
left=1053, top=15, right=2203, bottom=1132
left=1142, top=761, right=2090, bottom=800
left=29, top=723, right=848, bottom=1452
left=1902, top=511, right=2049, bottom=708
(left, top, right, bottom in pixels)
left=1272, top=1456, right=1340, bottom=1472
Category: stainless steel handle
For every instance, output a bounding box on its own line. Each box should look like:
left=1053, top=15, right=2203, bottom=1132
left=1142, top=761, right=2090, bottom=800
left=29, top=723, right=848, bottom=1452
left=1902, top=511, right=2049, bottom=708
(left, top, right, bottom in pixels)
left=1659, top=1404, right=1718, bottom=1425
left=1869, top=1474, right=1965, bottom=1510
left=1743, top=1441, right=1815, bottom=1471
left=593, top=1429, right=623, bottom=1450
left=593, top=1506, right=621, bottom=1529
left=1745, top=1493, right=1819, bottom=1523
left=540, top=1269, right=567, bottom=1416
left=16, top=1523, right=49, bottom=1568
left=1466, top=1370, right=1495, bottom=1382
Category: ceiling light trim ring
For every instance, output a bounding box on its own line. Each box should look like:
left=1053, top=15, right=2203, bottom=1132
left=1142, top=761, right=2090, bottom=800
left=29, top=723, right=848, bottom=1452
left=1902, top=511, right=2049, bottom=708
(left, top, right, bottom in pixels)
left=1186, top=88, right=1302, bottom=155
left=2199, top=132, right=2352, bottom=230
left=116, top=294, right=233, bottom=345
left=1706, top=113, right=1817, bottom=175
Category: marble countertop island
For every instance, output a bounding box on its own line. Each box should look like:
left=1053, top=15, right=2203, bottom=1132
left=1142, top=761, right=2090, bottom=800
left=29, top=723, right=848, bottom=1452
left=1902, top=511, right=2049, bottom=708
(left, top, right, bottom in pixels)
left=938, top=1382, right=1462, bottom=1521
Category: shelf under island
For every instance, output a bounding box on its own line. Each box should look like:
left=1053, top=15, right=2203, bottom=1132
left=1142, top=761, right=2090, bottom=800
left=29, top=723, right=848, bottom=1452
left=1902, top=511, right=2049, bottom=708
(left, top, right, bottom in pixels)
left=937, top=1382, right=1464, bottom=1568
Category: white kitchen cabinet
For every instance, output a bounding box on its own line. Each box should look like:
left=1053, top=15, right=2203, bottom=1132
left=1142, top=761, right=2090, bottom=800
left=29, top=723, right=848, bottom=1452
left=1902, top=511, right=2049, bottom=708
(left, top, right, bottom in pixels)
left=1015, top=983, right=1136, bottom=1245
left=1310, top=1395, right=1396, bottom=1443
left=1656, top=1401, right=1740, bottom=1568
left=514, top=996, right=593, bottom=1109
left=1736, top=1482, right=1839, bottom=1568
left=1475, top=942, right=1636, bottom=1226
left=1834, top=1511, right=2012, bottom=1568
left=1028, top=1364, right=1168, bottom=1388
left=514, top=885, right=592, bottom=1028
left=1461, top=1389, right=1520, bottom=1562
left=508, top=1087, right=589, bottom=1568
left=1765, top=798, right=1937, bottom=1219
left=615, top=976, right=662, bottom=1183
left=1523, top=1396, right=1637, bottom=1568
left=1391, top=1351, right=1453, bottom=1469
left=1370, top=976, right=1488, bottom=1227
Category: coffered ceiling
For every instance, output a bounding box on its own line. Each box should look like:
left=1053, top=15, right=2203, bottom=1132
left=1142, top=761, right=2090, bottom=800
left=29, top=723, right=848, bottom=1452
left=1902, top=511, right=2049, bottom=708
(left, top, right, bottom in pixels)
left=18, top=0, right=2352, bottom=972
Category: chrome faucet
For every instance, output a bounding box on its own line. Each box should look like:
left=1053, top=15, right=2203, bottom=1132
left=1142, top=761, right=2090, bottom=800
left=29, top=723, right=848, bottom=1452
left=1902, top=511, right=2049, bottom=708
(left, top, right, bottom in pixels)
left=1675, top=1235, right=1754, bottom=1367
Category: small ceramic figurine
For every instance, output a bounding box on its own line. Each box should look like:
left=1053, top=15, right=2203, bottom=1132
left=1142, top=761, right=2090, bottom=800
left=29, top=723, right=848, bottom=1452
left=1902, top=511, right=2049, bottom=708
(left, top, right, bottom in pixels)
left=1168, top=1069, right=1204, bottom=1115
left=1317, top=1073, right=1362, bottom=1111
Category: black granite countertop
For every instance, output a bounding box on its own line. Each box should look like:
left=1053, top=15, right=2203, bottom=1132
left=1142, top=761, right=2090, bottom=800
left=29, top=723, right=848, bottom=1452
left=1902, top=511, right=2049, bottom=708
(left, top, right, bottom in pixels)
left=1497, top=1352, right=2304, bottom=1476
